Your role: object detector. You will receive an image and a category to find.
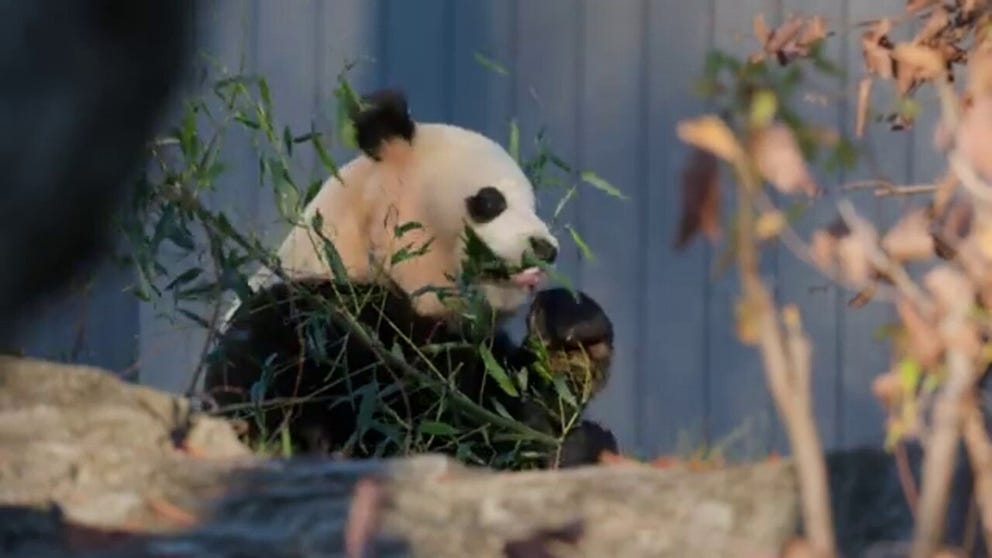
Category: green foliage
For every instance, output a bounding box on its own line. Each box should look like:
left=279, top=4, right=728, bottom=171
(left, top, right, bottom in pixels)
left=116, top=53, right=623, bottom=470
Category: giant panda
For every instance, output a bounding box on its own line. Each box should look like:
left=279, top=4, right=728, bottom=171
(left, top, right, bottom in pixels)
left=203, top=89, right=618, bottom=469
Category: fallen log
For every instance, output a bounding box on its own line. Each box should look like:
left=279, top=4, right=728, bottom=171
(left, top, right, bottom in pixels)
left=0, top=356, right=801, bottom=557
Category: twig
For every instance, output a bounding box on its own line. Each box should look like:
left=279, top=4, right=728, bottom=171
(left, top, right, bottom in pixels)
left=894, top=441, right=920, bottom=517
left=836, top=200, right=935, bottom=316
left=732, top=158, right=837, bottom=557
left=911, top=316, right=974, bottom=558
left=962, top=401, right=992, bottom=556
left=184, top=294, right=223, bottom=397
left=875, top=185, right=938, bottom=198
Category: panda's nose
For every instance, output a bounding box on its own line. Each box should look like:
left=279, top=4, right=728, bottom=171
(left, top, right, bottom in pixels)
left=529, top=237, right=558, bottom=264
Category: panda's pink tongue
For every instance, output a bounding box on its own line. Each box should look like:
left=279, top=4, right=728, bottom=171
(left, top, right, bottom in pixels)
left=510, top=267, right=545, bottom=288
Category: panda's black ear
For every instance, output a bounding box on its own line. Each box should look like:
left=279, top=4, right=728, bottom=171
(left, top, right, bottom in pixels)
left=350, top=89, right=416, bottom=160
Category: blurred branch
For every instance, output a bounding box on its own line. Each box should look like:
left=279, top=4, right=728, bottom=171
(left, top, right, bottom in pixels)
left=732, top=158, right=837, bottom=557
left=962, top=402, right=992, bottom=553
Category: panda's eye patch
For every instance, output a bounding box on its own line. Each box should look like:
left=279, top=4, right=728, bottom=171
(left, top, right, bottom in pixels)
left=466, top=186, right=507, bottom=223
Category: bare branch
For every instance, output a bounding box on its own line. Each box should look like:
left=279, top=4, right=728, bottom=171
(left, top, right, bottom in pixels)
left=962, top=402, right=992, bottom=553
left=911, top=305, right=975, bottom=558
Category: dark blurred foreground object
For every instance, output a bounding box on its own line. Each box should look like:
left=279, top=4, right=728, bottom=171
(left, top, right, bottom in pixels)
left=0, top=1, right=194, bottom=341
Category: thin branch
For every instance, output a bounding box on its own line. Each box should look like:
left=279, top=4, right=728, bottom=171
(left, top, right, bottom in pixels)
left=875, top=185, right=939, bottom=198
left=911, top=315, right=974, bottom=558
left=733, top=157, right=837, bottom=557
left=962, top=401, right=992, bottom=556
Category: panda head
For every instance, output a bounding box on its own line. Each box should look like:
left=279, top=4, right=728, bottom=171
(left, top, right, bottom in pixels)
left=278, top=89, right=559, bottom=319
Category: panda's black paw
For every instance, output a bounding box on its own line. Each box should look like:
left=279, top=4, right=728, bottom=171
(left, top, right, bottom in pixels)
left=527, top=288, right=613, bottom=350
left=554, top=420, right=619, bottom=468
left=526, top=288, right=614, bottom=399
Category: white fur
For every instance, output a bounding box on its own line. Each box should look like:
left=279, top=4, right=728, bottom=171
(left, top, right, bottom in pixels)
left=221, top=121, right=557, bottom=329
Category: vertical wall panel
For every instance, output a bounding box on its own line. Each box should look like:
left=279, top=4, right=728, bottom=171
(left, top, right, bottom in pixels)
left=450, top=1, right=516, bottom=140
left=514, top=1, right=583, bottom=281
left=255, top=0, right=320, bottom=245
left=317, top=0, right=379, bottom=163
left=379, top=0, right=451, bottom=122
left=576, top=0, right=647, bottom=453
left=641, top=0, right=714, bottom=457
left=839, top=0, right=911, bottom=449
left=707, top=0, right=782, bottom=460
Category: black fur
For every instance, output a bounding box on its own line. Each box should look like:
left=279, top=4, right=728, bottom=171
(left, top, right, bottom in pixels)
left=466, top=186, right=508, bottom=224
left=529, top=289, right=613, bottom=350
left=203, top=279, right=617, bottom=469
left=351, top=89, right=415, bottom=160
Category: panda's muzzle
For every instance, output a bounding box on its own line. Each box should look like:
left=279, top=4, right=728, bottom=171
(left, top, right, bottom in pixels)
left=529, top=236, right=558, bottom=264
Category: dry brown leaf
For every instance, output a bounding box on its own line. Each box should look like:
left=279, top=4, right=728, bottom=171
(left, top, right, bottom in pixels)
left=676, top=115, right=744, bottom=163
left=956, top=96, right=992, bottom=180
left=752, top=15, right=830, bottom=65
left=882, top=207, right=936, bottom=262
left=856, top=77, right=873, bottom=138
left=848, top=282, right=878, bottom=308
left=862, top=19, right=895, bottom=79
left=799, top=16, right=828, bottom=47
left=753, top=13, right=770, bottom=45
left=750, top=124, right=819, bottom=196
left=961, top=0, right=991, bottom=20
left=896, top=298, right=944, bottom=367
left=931, top=197, right=973, bottom=259
left=892, top=43, right=946, bottom=80
left=765, top=17, right=806, bottom=54
left=675, top=147, right=721, bottom=250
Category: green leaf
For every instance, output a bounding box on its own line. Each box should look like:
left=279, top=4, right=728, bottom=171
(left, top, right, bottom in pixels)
left=313, top=212, right=350, bottom=281
left=355, top=383, right=378, bottom=436
left=749, top=89, right=777, bottom=128
left=390, top=238, right=434, bottom=266
left=580, top=170, right=626, bottom=199
left=479, top=343, right=519, bottom=397
left=234, top=112, right=260, bottom=129
left=283, top=125, right=294, bottom=156
left=552, top=186, right=577, bottom=221
left=310, top=130, right=341, bottom=179
left=898, top=358, right=921, bottom=393
left=165, top=267, right=203, bottom=291
left=565, top=224, right=595, bottom=262
left=508, top=120, right=520, bottom=162
left=473, top=51, right=509, bottom=76
left=394, top=221, right=424, bottom=238
left=418, top=421, right=459, bottom=437
left=179, top=105, right=198, bottom=160
left=552, top=375, right=578, bottom=408
left=178, top=308, right=211, bottom=329
left=258, top=77, right=273, bottom=111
